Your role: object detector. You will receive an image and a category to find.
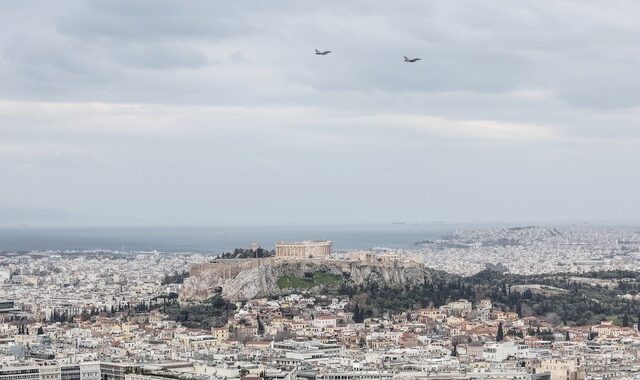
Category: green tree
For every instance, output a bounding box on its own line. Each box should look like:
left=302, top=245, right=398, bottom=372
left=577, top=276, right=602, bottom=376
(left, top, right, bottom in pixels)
left=353, top=304, right=364, bottom=323
left=496, top=322, right=504, bottom=342
left=257, top=317, right=265, bottom=336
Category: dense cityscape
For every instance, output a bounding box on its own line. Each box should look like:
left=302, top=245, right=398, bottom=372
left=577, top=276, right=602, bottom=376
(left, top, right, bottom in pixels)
left=3, top=0, right=639, bottom=379
left=2, top=226, right=640, bottom=380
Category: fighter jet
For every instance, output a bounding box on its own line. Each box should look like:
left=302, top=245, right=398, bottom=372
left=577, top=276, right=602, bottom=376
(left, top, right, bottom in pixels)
left=404, top=56, right=421, bottom=63
left=315, top=49, right=332, bottom=55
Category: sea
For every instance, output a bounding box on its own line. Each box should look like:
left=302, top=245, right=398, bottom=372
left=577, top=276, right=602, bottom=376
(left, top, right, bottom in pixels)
left=0, top=224, right=487, bottom=253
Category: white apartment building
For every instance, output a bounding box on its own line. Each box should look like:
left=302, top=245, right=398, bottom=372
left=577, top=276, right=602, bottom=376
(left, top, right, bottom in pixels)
left=0, top=363, right=100, bottom=380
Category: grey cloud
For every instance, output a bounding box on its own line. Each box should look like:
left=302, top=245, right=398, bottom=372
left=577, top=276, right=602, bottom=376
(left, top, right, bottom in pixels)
left=2, top=0, right=639, bottom=110
left=106, top=42, right=210, bottom=70
left=56, top=0, right=258, bottom=41
left=2, top=34, right=123, bottom=99
left=0, top=1, right=639, bottom=225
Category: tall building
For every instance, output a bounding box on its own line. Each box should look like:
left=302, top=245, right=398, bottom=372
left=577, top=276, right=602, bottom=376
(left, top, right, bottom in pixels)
left=275, top=240, right=331, bottom=259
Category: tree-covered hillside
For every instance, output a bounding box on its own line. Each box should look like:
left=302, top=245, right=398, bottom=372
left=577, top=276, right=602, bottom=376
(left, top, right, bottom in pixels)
left=335, top=269, right=640, bottom=326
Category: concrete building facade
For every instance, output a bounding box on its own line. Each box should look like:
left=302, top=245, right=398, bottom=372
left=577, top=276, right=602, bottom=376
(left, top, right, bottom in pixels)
left=0, top=363, right=100, bottom=380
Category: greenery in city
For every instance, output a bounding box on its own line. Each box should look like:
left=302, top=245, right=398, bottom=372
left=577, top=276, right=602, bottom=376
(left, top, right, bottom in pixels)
left=496, top=321, right=504, bottom=342
left=162, top=295, right=236, bottom=329
left=161, top=270, right=190, bottom=285
left=43, top=266, right=640, bottom=329
left=218, top=247, right=275, bottom=259
left=335, top=269, right=640, bottom=326
left=44, top=291, right=230, bottom=329
left=277, top=270, right=343, bottom=289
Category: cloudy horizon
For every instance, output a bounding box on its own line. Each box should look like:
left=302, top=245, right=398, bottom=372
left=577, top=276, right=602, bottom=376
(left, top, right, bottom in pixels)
left=1, top=1, right=639, bottom=227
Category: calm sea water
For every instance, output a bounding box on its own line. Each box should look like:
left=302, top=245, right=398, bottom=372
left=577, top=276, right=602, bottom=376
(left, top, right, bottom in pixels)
left=0, top=224, right=478, bottom=253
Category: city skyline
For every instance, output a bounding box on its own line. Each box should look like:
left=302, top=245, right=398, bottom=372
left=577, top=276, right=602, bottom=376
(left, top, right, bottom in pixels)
left=4, top=225, right=640, bottom=379
left=4, top=3, right=640, bottom=378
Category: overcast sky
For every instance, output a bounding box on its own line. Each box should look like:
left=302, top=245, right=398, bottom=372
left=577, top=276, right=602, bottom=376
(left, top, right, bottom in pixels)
left=1, top=0, right=639, bottom=226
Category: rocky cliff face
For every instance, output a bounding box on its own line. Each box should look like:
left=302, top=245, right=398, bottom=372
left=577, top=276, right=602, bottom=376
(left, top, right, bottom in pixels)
left=180, top=258, right=448, bottom=301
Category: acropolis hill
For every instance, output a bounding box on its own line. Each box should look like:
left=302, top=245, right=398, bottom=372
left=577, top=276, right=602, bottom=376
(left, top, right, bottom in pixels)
left=180, top=255, right=445, bottom=301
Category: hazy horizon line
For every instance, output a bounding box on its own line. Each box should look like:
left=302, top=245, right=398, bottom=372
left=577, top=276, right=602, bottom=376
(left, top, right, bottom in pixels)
left=1, top=219, right=640, bottom=229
